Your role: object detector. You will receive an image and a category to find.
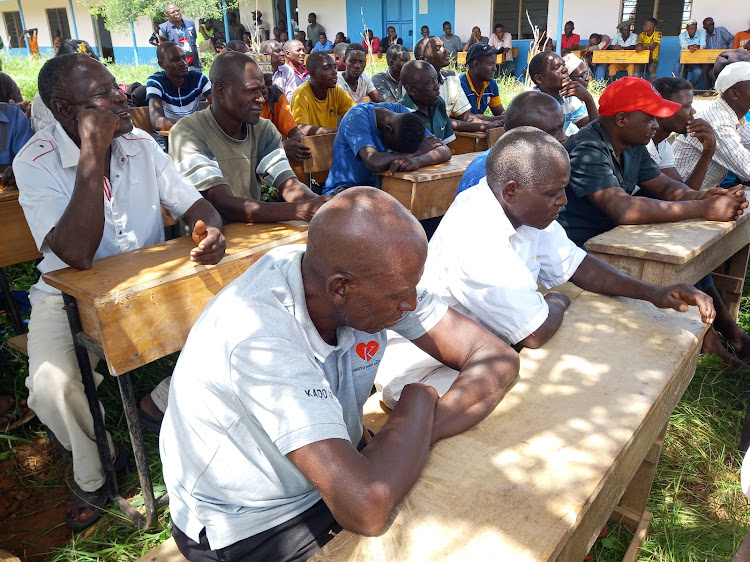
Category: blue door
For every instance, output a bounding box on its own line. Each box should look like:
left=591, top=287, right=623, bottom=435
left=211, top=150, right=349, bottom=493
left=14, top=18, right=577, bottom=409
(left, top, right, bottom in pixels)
left=385, top=0, right=414, bottom=48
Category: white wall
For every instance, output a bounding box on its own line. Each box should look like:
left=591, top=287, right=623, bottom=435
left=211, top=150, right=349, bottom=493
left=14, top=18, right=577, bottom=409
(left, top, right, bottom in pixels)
left=237, top=0, right=276, bottom=37
left=691, top=0, right=750, bottom=34
left=455, top=0, right=491, bottom=43
left=546, top=0, right=622, bottom=43
left=1, top=0, right=99, bottom=48
left=109, top=17, right=155, bottom=49
left=296, top=0, right=348, bottom=39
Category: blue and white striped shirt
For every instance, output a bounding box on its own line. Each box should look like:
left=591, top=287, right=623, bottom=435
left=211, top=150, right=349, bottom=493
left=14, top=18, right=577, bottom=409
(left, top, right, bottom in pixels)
left=145, top=69, right=211, bottom=123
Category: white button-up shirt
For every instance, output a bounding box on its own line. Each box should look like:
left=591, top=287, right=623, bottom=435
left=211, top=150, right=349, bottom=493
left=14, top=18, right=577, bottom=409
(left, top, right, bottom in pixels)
left=14, top=124, right=202, bottom=304
left=673, top=97, right=750, bottom=189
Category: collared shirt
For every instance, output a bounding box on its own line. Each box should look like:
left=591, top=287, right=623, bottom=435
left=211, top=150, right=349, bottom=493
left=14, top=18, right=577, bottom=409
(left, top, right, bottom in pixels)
left=611, top=33, right=638, bottom=48
left=273, top=64, right=300, bottom=102
left=459, top=73, right=502, bottom=114
left=528, top=85, right=587, bottom=136
left=679, top=29, right=706, bottom=49
left=705, top=26, right=734, bottom=50
left=145, top=69, right=211, bottom=123
left=363, top=37, right=381, bottom=53
left=323, top=102, right=430, bottom=193
left=14, top=124, right=202, bottom=305
left=561, top=33, right=581, bottom=49
left=374, top=177, right=585, bottom=406
left=261, top=84, right=298, bottom=137
left=290, top=82, right=354, bottom=128
left=646, top=138, right=675, bottom=169
left=0, top=102, right=32, bottom=165
left=399, top=92, right=455, bottom=143
left=161, top=244, right=447, bottom=549
left=336, top=71, right=377, bottom=103
left=439, top=72, right=472, bottom=117
left=158, top=19, right=200, bottom=64
left=488, top=32, right=513, bottom=60
left=31, top=92, right=56, bottom=132
left=673, top=97, right=750, bottom=189
left=558, top=119, right=661, bottom=246
left=371, top=69, right=403, bottom=101
left=440, top=34, right=463, bottom=58
left=312, top=39, right=333, bottom=51
left=637, top=30, right=662, bottom=60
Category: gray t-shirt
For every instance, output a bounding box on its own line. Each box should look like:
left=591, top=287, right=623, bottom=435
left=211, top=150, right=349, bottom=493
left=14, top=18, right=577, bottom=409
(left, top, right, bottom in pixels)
left=160, top=244, right=448, bottom=550
left=441, top=34, right=463, bottom=57
left=372, top=69, right=403, bottom=101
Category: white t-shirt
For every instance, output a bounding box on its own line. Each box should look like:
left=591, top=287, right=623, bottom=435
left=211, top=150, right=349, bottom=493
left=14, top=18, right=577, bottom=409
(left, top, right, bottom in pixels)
left=161, top=244, right=448, bottom=550
left=336, top=71, right=376, bottom=103
left=439, top=73, right=472, bottom=117
left=488, top=31, right=513, bottom=61
left=13, top=123, right=202, bottom=305
left=646, top=138, right=675, bottom=169
left=375, top=178, right=585, bottom=406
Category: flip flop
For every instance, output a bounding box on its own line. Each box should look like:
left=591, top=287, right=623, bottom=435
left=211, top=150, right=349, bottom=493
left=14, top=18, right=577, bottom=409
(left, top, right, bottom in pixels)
left=0, top=397, right=36, bottom=431
left=138, top=408, right=162, bottom=434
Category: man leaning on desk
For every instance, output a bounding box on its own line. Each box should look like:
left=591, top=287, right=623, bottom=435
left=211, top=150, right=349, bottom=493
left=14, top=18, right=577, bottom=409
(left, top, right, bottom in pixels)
left=12, top=53, right=226, bottom=531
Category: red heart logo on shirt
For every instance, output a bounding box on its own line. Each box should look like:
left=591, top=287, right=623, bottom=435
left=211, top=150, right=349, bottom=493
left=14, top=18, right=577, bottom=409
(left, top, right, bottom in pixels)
left=355, top=341, right=380, bottom=362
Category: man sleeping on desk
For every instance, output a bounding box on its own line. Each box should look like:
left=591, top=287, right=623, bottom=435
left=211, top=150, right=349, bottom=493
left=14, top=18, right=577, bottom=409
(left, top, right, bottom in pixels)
left=375, top=127, right=716, bottom=408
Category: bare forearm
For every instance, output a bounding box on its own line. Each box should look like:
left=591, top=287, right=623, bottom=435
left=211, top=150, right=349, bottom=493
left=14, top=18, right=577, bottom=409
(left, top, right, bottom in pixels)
left=413, top=145, right=452, bottom=167
left=519, top=296, right=568, bottom=349
left=684, top=150, right=715, bottom=190
left=278, top=178, right=318, bottom=201
left=296, top=123, right=337, bottom=135
left=183, top=198, right=223, bottom=232
left=570, top=255, right=657, bottom=302
left=153, top=116, right=177, bottom=131
left=609, top=197, right=706, bottom=224
left=450, top=118, right=489, bottom=133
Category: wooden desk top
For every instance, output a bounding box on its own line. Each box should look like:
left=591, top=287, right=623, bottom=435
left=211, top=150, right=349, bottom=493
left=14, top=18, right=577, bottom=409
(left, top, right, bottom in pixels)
left=584, top=207, right=750, bottom=265
left=311, top=292, right=707, bottom=561
left=378, top=152, right=481, bottom=184
left=592, top=50, right=650, bottom=64
left=456, top=52, right=505, bottom=64
left=679, top=48, right=724, bottom=64
left=0, top=188, right=18, bottom=203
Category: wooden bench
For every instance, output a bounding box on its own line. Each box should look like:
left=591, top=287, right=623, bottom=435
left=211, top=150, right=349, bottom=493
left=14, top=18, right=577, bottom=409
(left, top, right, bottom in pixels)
left=448, top=128, right=504, bottom=155
left=43, top=222, right=309, bottom=528
left=377, top=151, right=481, bottom=220
left=592, top=50, right=650, bottom=65
left=310, top=291, right=708, bottom=561
left=288, top=133, right=337, bottom=187
left=679, top=48, right=724, bottom=65
left=456, top=52, right=506, bottom=65
left=584, top=208, right=750, bottom=320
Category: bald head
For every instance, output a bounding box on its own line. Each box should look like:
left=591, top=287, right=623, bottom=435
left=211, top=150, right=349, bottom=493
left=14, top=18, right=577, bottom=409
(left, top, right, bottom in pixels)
left=505, top=91, right=564, bottom=131
left=260, top=39, right=280, bottom=54
left=399, top=59, right=434, bottom=88
left=283, top=39, right=303, bottom=53
left=210, top=50, right=259, bottom=86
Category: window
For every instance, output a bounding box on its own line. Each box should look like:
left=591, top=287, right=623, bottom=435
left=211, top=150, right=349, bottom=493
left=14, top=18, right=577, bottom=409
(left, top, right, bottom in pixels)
left=620, top=0, right=692, bottom=36
left=492, top=0, right=550, bottom=39
left=47, top=8, right=71, bottom=43
left=3, top=12, right=23, bottom=49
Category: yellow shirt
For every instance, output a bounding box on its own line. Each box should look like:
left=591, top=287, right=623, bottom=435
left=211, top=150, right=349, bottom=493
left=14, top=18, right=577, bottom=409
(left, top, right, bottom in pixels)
left=290, top=82, right=354, bottom=128
left=637, top=30, right=661, bottom=61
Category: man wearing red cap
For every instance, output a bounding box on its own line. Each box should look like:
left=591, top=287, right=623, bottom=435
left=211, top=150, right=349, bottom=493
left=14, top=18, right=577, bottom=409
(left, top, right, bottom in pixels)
left=558, top=76, right=746, bottom=248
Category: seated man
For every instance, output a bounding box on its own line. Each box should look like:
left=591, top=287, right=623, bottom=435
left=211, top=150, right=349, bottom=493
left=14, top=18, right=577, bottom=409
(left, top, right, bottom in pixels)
left=635, top=18, right=661, bottom=82
left=674, top=20, right=706, bottom=88
left=146, top=41, right=211, bottom=149
left=648, top=76, right=750, bottom=368
left=415, top=36, right=503, bottom=132
left=263, top=40, right=297, bottom=103
left=337, top=43, right=384, bottom=103
left=290, top=52, right=355, bottom=134
left=456, top=90, right=567, bottom=194
left=160, top=186, right=519, bottom=561
left=372, top=44, right=410, bottom=101
left=170, top=52, right=328, bottom=226
left=313, top=31, right=333, bottom=52
left=673, top=62, right=750, bottom=190
left=460, top=43, right=504, bottom=117
left=609, top=22, right=638, bottom=78
left=15, top=53, right=225, bottom=530
left=333, top=41, right=348, bottom=71
left=374, top=128, right=714, bottom=406
left=322, top=102, right=451, bottom=194
left=528, top=51, right=598, bottom=136
left=399, top=60, right=455, bottom=143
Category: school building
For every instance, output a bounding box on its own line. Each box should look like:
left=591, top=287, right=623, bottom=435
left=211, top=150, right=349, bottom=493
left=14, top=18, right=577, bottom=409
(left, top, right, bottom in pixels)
left=0, top=0, right=747, bottom=75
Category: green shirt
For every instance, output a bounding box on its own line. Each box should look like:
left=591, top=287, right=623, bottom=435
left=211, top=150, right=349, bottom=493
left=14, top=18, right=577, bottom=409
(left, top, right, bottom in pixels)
left=399, top=93, right=455, bottom=143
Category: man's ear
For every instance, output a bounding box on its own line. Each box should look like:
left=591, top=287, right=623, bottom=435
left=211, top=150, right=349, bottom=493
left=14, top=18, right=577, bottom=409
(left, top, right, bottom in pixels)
left=50, top=98, right=72, bottom=121
left=615, top=111, right=628, bottom=128
left=501, top=180, right=520, bottom=203
left=328, top=273, right=353, bottom=305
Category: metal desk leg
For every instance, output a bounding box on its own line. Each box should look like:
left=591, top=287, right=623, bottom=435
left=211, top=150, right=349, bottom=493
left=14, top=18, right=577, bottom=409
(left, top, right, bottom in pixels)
left=0, top=267, right=24, bottom=334
left=62, top=293, right=167, bottom=529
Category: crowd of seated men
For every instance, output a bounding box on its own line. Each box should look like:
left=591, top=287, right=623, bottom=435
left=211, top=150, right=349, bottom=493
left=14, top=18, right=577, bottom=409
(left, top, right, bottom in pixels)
left=1, top=6, right=750, bottom=560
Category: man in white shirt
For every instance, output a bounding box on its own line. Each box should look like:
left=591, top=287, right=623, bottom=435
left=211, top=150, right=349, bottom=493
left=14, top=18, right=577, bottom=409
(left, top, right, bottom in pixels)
left=160, top=186, right=519, bottom=560
left=609, top=21, right=639, bottom=78
left=336, top=43, right=383, bottom=103
left=489, top=23, right=515, bottom=76
left=375, top=127, right=714, bottom=407
left=14, top=53, right=226, bottom=530
left=674, top=62, right=750, bottom=189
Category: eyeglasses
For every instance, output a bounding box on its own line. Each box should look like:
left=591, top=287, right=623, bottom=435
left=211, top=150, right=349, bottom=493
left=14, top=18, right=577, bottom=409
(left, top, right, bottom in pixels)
left=570, top=70, right=591, bottom=80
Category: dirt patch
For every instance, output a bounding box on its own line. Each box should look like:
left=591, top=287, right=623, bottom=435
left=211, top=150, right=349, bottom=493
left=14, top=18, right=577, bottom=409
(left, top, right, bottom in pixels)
left=0, top=436, right=71, bottom=561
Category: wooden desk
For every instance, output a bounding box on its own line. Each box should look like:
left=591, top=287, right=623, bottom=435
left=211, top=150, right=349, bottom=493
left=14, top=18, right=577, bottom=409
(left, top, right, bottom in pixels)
left=679, top=48, right=724, bottom=65
left=456, top=52, right=506, bottom=65
left=289, top=133, right=337, bottom=187
left=377, top=152, right=481, bottom=220
left=448, top=128, right=505, bottom=155
left=592, top=50, right=650, bottom=64
left=43, top=222, right=308, bottom=528
left=585, top=209, right=750, bottom=320
left=311, top=292, right=707, bottom=561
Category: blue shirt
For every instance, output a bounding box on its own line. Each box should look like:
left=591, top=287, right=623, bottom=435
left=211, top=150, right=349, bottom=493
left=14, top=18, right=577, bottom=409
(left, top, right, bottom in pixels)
left=323, top=102, right=429, bottom=193
left=1, top=102, right=32, bottom=165
left=456, top=149, right=489, bottom=195
left=705, top=26, right=734, bottom=50
left=459, top=74, right=501, bottom=114
left=313, top=40, right=333, bottom=51
left=678, top=29, right=706, bottom=49
left=158, top=18, right=200, bottom=65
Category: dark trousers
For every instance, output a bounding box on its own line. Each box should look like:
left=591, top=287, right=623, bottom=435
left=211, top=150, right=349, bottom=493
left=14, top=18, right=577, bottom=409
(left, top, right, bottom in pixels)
left=172, top=500, right=340, bottom=562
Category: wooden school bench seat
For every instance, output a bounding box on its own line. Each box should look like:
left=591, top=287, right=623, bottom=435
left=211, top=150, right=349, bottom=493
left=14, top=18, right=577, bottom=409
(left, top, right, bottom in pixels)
left=288, top=133, right=337, bottom=187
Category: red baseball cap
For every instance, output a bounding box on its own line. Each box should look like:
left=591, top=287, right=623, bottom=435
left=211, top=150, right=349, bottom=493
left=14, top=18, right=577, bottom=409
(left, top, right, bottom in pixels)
left=598, top=77, right=681, bottom=117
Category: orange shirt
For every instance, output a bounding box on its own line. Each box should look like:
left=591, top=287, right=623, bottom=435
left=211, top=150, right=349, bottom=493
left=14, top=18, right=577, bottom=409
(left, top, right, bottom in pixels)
left=734, top=30, right=750, bottom=50
left=28, top=34, right=38, bottom=53
left=261, top=92, right=298, bottom=137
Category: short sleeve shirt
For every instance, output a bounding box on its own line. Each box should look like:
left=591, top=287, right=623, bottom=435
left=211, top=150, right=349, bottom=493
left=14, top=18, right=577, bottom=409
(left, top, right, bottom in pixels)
left=273, top=64, right=300, bottom=102
left=611, top=32, right=638, bottom=48
left=399, top=92, right=455, bottom=143
left=14, top=124, right=201, bottom=304
left=646, top=138, right=675, bottom=169
left=290, top=82, right=354, bottom=128
left=456, top=149, right=489, bottom=195
left=528, top=86, right=587, bottom=136
left=0, top=103, right=33, bottom=165
left=439, top=73, right=472, bottom=117
left=371, top=70, right=402, bottom=101
left=557, top=119, right=661, bottom=246
left=459, top=73, right=502, bottom=114
left=336, top=71, right=377, bottom=103
left=440, top=35, right=463, bottom=57
left=160, top=244, right=448, bottom=550
left=638, top=31, right=662, bottom=60
left=260, top=86, right=298, bottom=137
left=323, top=102, right=430, bottom=193
left=145, top=69, right=211, bottom=122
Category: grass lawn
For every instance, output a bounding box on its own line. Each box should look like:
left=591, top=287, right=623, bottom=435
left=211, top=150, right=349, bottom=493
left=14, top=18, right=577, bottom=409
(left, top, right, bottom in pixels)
left=0, top=54, right=747, bottom=561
